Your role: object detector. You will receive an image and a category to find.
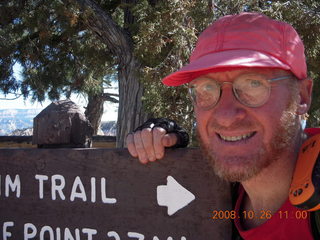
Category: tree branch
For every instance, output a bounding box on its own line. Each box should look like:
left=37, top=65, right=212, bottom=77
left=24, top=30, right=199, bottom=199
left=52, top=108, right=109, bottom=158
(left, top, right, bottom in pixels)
left=0, top=93, right=23, bottom=100
left=213, top=2, right=225, bottom=16
left=106, top=93, right=119, bottom=97
left=102, top=92, right=119, bottom=103
left=69, top=0, right=134, bottom=65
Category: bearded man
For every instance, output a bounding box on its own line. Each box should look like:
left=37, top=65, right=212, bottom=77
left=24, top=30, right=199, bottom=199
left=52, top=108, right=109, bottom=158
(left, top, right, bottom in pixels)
left=126, top=12, right=317, bottom=239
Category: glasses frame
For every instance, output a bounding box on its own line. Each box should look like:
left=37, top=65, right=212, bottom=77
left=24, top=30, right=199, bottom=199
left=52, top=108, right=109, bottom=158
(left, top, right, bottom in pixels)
left=188, top=75, right=293, bottom=110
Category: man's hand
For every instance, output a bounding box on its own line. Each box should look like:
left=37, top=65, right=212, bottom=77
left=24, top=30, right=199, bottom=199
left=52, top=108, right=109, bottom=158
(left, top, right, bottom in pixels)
left=126, top=118, right=189, bottom=164
left=126, top=127, right=178, bottom=164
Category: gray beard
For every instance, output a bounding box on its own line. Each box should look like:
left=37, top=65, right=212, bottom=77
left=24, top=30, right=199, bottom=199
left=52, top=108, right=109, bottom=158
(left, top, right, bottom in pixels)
left=198, top=102, right=300, bottom=182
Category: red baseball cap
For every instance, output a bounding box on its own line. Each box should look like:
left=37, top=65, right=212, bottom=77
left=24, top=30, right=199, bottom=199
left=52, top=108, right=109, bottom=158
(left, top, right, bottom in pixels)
left=162, top=12, right=307, bottom=86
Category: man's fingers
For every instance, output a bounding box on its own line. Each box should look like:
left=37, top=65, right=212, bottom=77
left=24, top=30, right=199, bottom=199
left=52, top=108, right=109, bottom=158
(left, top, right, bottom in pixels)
left=133, top=131, right=148, bottom=164
left=162, top=133, right=178, bottom=147
left=153, top=127, right=167, bottom=159
left=141, top=128, right=156, bottom=162
left=126, top=133, right=138, bottom=158
left=127, top=127, right=180, bottom=163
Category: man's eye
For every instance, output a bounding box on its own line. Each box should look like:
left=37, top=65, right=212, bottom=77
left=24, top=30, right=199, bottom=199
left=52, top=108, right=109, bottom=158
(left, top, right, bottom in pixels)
left=202, top=83, right=215, bottom=92
left=249, top=80, right=262, bottom=88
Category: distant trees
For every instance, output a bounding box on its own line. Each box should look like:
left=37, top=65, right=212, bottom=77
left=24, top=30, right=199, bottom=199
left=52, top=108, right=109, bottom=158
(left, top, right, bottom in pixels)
left=0, top=0, right=319, bottom=146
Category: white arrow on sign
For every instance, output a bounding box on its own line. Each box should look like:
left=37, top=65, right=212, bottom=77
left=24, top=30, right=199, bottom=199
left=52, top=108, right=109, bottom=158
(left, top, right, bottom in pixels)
left=157, top=176, right=195, bottom=216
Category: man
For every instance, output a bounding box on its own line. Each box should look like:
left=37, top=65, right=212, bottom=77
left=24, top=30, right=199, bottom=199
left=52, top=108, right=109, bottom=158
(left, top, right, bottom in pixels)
left=126, top=12, right=317, bottom=239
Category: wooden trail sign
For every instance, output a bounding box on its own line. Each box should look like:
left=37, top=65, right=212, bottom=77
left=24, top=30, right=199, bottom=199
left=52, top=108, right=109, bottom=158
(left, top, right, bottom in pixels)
left=0, top=148, right=232, bottom=240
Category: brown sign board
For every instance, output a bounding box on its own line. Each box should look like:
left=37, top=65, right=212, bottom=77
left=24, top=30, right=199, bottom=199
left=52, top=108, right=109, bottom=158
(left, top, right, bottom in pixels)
left=0, top=148, right=232, bottom=240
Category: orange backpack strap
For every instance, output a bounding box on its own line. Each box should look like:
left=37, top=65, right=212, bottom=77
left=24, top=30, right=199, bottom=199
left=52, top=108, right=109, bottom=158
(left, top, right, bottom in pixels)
left=289, top=134, right=320, bottom=211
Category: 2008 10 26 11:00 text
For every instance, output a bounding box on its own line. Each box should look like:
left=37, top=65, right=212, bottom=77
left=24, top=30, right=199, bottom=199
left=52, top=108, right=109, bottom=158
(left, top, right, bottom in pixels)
left=211, top=210, right=308, bottom=220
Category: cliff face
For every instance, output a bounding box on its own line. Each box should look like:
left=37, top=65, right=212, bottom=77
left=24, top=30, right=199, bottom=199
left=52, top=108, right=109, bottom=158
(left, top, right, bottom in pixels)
left=0, top=109, right=41, bottom=135
left=0, top=109, right=117, bottom=136
left=100, top=121, right=117, bottom=136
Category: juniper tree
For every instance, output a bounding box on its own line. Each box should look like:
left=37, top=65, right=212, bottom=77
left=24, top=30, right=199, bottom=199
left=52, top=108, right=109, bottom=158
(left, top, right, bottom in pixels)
left=1, top=0, right=319, bottom=147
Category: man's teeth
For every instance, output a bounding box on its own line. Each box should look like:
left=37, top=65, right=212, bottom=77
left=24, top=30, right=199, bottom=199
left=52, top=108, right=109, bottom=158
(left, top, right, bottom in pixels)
left=219, top=133, right=254, bottom=142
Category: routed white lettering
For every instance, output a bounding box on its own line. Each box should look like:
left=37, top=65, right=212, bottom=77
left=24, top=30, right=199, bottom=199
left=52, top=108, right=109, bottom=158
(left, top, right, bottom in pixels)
left=3, top=221, right=14, bottom=240
left=107, top=231, right=120, bottom=240
left=51, top=175, right=66, bottom=200
left=35, top=174, right=49, bottom=199
left=39, top=226, right=54, bottom=240
left=101, top=178, right=117, bottom=204
left=82, top=228, right=97, bottom=240
left=24, top=223, right=37, bottom=240
left=5, top=175, right=21, bottom=198
left=64, top=228, right=80, bottom=240
left=70, top=177, right=87, bottom=202
left=56, top=228, right=61, bottom=240
left=153, top=237, right=187, bottom=240
left=91, top=177, right=96, bottom=203
left=128, top=232, right=145, bottom=240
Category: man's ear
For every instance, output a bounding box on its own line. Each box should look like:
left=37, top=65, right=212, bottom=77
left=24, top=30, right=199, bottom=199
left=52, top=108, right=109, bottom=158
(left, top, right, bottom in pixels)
left=296, top=78, right=313, bottom=115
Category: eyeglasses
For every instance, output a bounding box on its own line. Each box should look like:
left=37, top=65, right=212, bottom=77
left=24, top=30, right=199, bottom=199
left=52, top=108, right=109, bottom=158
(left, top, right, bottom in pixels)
left=188, top=74, right=292, bottom=110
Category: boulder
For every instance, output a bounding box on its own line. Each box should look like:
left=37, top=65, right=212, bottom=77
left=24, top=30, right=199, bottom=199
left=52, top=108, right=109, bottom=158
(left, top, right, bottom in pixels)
left=33, top=100, right=93, bottom=148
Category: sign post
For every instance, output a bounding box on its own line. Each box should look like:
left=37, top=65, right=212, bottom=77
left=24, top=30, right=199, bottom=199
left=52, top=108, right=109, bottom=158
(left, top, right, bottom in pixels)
left=0, top=148, right=232, bottom=239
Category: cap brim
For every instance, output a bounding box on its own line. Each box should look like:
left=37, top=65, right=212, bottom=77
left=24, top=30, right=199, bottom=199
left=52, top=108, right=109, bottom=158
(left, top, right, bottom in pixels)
left=162, top=49, right=290, bottom=86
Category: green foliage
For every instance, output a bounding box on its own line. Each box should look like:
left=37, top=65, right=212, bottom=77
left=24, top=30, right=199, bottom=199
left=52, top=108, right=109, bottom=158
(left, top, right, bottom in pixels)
left=0, top=0, right=115, bottom=102
left=132, top=0, right=213, bottom=143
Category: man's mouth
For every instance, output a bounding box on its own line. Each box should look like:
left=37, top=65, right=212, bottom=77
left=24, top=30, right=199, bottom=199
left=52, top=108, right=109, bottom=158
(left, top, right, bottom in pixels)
left=218, top=132, right=256, bottom=142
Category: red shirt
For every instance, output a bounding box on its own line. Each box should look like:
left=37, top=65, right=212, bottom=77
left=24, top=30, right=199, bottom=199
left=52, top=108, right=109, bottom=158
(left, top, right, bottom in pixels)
left=234, top=187, right=314, bottom=240
left=305, top=128, right=320, bottom=136
left=233, top=128, right=320, bottom=239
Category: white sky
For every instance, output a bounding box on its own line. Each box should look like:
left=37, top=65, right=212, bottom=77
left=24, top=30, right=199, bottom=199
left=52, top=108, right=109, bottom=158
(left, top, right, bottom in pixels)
left=0, top=93, right=118, bottom=121
left=0, top=64, right=118, bottom=121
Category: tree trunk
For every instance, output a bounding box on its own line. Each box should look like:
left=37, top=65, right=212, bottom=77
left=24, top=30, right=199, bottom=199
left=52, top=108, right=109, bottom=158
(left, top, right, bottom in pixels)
left=116, top=0, right=148, bottom=147
left=117, top=59, right=148, bottom=147
left=85, top=93, right=104, bottom=135
left=72, top=0, right=148, bottom=147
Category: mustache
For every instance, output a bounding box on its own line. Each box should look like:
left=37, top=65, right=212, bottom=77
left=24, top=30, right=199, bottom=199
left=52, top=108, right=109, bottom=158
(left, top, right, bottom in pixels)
left=208, top=119, right=257, bottom=132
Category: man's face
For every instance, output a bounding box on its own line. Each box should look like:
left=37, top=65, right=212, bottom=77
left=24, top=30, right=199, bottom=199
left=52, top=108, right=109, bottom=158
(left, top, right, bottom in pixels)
left=194, top=68, right=301, bottom=182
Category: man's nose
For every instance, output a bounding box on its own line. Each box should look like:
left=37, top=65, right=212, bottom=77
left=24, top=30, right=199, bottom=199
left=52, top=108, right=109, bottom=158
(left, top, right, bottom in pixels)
left=211, top=86, right=247, bottom=128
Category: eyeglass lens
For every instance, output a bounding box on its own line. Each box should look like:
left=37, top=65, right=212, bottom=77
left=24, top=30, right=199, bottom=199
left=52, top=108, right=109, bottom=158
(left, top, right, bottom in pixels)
left=189, top=74, right=273, bottom=109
